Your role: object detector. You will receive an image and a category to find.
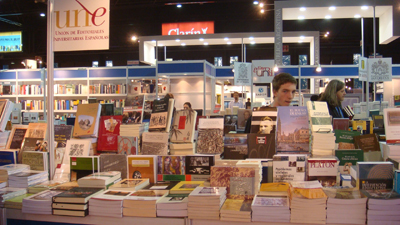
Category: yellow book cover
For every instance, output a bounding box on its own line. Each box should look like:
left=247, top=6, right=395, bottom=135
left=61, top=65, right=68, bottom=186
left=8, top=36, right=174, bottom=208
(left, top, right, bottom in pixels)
left=352, top=120, right=373, bottom=134
left=127, top=156, right=156, bottom=184
left=260, top=182, right=289, bottom=192
left=220, top=199, right=252, bottom=212
left=26, top=123, right=47, bottom=139
left=290, top=187, right=327, bottom=199
left=73, top=103, right=101, bottom=137
left=170, top=181, right=204, bottom=193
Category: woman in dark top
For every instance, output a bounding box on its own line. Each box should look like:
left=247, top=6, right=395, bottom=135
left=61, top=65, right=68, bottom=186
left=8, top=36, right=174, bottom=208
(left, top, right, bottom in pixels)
left=318, top=80, right=349, bottom=118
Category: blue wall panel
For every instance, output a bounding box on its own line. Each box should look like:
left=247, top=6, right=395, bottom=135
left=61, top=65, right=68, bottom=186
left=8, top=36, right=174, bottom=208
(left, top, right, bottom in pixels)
left=18, top=70, right=41, bottom=79
left=89, top=68, right=126, bottom=78
left=0, top=71, right=16, bottom=80
left=393, top=66, right=400, bottom=76
left=54, top=70, right=87, bottom=79
left=128, top=67, right=156, bottom=77
left=158, top=63, right=204, bottom=74
left=279, top=67, right=299, bottom=77
left=216, top=68, right=233, bottom=77
left=301, top=67, right=358, bottom=77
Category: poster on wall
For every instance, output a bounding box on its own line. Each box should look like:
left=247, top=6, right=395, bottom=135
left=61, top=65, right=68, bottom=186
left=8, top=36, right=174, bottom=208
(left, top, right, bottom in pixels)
left=368, top=58, right=392, bottom=82
left=53, top=0, right=110, bottom=52
left=282, top=55, right=291, bottom=66
left=230, top=56, right=238, bottom=66
left=358, top=57, right=368, bottom=81
left=214, top=57, right=222, bottom=67
left=353, top=54, right=361, bottom=65
left=252, top=60, right=274, bottom=84
left=234, top=62, right=251, bottom=86
left=299, top=55, right=308, bottom=65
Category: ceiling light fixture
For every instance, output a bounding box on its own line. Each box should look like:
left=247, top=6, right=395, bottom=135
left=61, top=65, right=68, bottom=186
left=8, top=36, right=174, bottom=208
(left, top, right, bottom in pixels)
left=131, top=36, right=137, bottom=41
left=259, top=3, right=264, bottom=7
left=224, top=37, right=229, bottom=41
left=326, top=31, right=330, bottom=34
left=227, top=42, right=232, bottom=45
left=40, top=13, right=45, bottom=17
left=158, top=43, right=164, bottom=46
left=260, top=9, right=265, bottom=13
left=249, top=37, right=254, bottom=40
left=325, top=15, right=332, bottom=19
left=177, top=4, right=182, bottom=8
left=300, top=36, right=305, bottom=40
left=354, top=14, right=361, bottom=18
left=300, top=7, right=306, bottom=11
left=203, top=42, right=208, bottom=45
left=199, top=38, right=204, bottom=41
left=298, top=40, right=303, bottom=43
left=361, top=6, right=368, bottom=10
left=316, top=64, right=322, bottom=72
left=324, top=34, right=328, bottom=37
left=181, top=43, right=186, bottom=46
left=250, top=41, right=255, bottom=44
left=329, top=6, right=336, bottom=11
left=273, top=64, right=279, bottom=72
left=253, top=1, right=259, bottom=5
left=298, top=16, right=305, bottom=20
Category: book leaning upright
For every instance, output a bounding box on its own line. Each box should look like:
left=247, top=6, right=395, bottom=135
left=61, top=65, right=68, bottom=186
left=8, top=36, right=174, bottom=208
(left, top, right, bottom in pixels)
left=73, top=103, right=102, bottom=138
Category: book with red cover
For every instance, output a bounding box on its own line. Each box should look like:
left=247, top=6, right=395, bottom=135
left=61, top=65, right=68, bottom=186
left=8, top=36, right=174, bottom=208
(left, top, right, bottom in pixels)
left=333, top=118, right=349, bottom=131
left=97, top=115, right=122, bottom=152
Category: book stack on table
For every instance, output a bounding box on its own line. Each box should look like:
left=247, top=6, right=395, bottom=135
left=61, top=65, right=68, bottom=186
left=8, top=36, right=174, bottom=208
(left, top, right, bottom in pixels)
left=77, top=171, right=121, bottom=189
left=362, top=189, right=400, bottom=225
left=0, top=164, right=30, bottom=182
left=89, top=190, right=134, bottom=217
left=8, top=170, right=48, bottom=188
left=5, top=193, right=33, bottom=209
left=220, top=199, right=252, bottom=222
left=22, top=189, right=64, bottom=215
left=187, top=186, right=227, bottom=220
left=122, top=190, right=168, bottom=217
left=156, top=193, right=189, bottom=217
left=251, top=194, right=290, bottom=223
left=0, top=187, right=27, bottom=207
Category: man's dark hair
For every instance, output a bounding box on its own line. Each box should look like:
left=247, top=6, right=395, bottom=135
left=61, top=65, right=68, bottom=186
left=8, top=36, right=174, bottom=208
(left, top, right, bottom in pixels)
left=272, top=73, right=297, bottom=92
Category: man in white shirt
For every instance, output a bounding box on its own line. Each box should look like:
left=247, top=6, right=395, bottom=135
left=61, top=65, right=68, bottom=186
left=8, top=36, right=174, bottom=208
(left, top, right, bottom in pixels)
left=229, top=92, right=244, bottom=109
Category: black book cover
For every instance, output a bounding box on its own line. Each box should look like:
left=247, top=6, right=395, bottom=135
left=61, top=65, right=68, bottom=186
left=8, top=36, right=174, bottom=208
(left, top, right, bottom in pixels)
left=54, top=125, right=73, bottom=148
left=185, top=155, right=214, bottom=175
left=2, top=86, right=11, bottom=95
left=10, top=128, right=27, bottom=149
left=247, top=133, right=275, bottom=159
left=100, top=103, right=114, bottom=116
left=152, top=98, right=169, bottom=113
left=354, top=134, right=380, bottom=152
left=52, top=187, right=104, bottom=201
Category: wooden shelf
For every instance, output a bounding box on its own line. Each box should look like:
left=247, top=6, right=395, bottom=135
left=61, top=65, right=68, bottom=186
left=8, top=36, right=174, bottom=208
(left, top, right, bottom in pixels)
left=18, top=95, right=44, bottom=98
left=54, top=94, right=88, bottom=98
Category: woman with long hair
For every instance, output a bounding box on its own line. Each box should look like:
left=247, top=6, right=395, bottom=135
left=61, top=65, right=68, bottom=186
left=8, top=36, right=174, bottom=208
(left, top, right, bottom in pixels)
left=318, top=80, right=349, bottom=118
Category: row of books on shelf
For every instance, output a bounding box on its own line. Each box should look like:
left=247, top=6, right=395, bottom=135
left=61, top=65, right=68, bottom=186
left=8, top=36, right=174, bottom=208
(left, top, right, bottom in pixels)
left=54, top=84, right=88, bottom=95
left=89, top=84, right=126, bottom=95
left=0, top=85, right=44, bottom=96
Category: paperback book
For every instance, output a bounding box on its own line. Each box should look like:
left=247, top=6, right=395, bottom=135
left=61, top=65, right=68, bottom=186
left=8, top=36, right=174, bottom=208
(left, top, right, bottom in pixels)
left=73, top=103, right=102, bottom=138
left=185, top=155, right=214, bottom=181
left=196, top=118, right=224, bottom=154
left=250, top=107, right=277, bottom=134
left=142, top=132, right=169, bottom=155
left=273, top=154, right=307, bottom=182
left=170, top=109, right=197, bottom=143
left=224, top=134, right=248, bottom=160
left=54, top=125, right=73, bottom=148
left=335, top=149, right=364, bottom=174
left=6, top=125, right=28, bottom=150
left=247, top=133, right=275, bottom=159
left=306, top=157, right=339, bottom=187
left=157, top=156, right=185, bottom=182
left=117, top=136, right=138, bottom=155
left=383, top=108, right=400, bottom=144
left=97, top=115, right=122, bottom=152
left=354, top=134, right=380, bottom=152
left=70, top=156, right=100, bottom=181
left=100, top=154, right=128, bottom=179
left=127, top=155, right=157, bottom=184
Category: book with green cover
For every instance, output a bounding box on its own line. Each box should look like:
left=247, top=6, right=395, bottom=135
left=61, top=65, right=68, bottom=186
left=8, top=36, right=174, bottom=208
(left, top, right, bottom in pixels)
left=335, top=149, right=364, bottom=174
left=70, top=156, right=100, bottom=182
left=5, top=193, right=34, bottom=209
left=334, top=130, right=360, bottom=143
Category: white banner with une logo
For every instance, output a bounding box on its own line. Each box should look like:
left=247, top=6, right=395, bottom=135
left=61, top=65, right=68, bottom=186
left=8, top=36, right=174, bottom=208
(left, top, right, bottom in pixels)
left=234, top=62, right=252, bottom=86
left=252, top=60, right=274, bottom=84
left=53, top=0, right=110, bottom=52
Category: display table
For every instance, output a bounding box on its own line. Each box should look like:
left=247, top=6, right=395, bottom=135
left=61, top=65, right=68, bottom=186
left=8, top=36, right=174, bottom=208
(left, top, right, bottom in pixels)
left=189, top=220, right=364, bottom=225
left=5, top=209, right=186, bottom=225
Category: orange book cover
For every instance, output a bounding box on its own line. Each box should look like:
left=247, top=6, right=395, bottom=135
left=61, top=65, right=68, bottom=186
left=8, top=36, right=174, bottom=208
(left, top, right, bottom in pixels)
left=127, top=156, right=156, bottom=184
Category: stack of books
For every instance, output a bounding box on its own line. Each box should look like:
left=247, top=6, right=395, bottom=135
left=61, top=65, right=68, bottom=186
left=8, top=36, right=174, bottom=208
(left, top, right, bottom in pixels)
left=169, top=143, right=195, bottom=155
left=27, top=180, right=68, bottom=194
left=289, top=181, right=328, bottom=224
left=220, top=199, right=252, bottom=222
left=169, top=181, right=204, bottom=194
left=123, top=190, right=169, bottom=217
left=236, top=160, right=262, bottom=194
left=0, top=187, right=27, bottom=207
left=362, top=189, right=400, bottom=225
left=306, top=156, right=339, bottom=187
left=0, top=164, right=30, bottom=182
left=120, top=123, right=148, bottom=138
left=188, top=186, right=227, bottom=220
left=324, top=188, right=367, bottom=224
left=109, top=178, right=149, bottom=191
left=22, top=189, right=65, bottom=214
left=8, top=170, right=48, bottom=188
left=5, top=193, right=33, bottom=209
left=89, top=190, right=134, bottom=217
left=52, top=187, right=104, bottom=217
left=156, top=193, right=189, bottom=217
left=77, top=171, right=121, bottom=189
left=307, top=101, right=335, bottom=156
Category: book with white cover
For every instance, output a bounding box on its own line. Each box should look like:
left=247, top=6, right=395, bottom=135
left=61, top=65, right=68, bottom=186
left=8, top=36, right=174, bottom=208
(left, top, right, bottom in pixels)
left=157, top=194, right=189, bottom=210
left=189, top=186, right=227, bottom=197
left=307, top=101, right=333, bottom=132
left=170, top=109, right=197, bottom=143
left=383, top=108, right=400, bottom=144
left=0, top=164, right=30, bottom=175
left=77, top=171, right=121, bottom=187
left=273, top=154, right=307, bottom=182
left=62, top=139, right=92, bottom=167
left=0, top=187, right=27, bottom=200
left=22, top=189, right=64, bottom=208
left=8, top=170, right=48, bottom=182
left=141, top=132, right=169, bottom=155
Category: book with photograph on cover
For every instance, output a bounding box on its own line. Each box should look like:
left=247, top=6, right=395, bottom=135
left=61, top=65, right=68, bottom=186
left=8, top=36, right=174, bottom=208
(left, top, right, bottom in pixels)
left=224, top=134, right=248, bottom=160
left=185, top=155, right=214, bottom=176
left=250, top=107, right=277, bottom=134
left=157, top=156, right=185, bottom=182
left=127, top=155, right=157, bottom=184
left=196, top=118, right=224, bottom=154
left=237, top=109, right=252, bottom=130
left=273, top=154, right=307, bottom=183
left=247, top=133, right=275, bottom=159
left=142, top=132, right=169, bottom=155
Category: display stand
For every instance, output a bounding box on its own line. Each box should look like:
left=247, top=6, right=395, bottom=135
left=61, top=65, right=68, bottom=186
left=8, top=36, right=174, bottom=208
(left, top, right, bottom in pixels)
left=5, top=209, right=186, bottom=225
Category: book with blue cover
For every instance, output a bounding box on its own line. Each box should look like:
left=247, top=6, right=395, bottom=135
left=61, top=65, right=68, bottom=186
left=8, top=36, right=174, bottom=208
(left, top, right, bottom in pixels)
left=0, top=150, right=18, bottom=166
left=357, top=162, right=394, bottom=190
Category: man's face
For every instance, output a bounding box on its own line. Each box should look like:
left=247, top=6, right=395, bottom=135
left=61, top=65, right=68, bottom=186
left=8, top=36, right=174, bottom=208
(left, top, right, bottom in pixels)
left=273, top=82, right=296, bottom=106
left=233, top=93, right=239, bottom=101
left=244, top=111, right=250, bottom=119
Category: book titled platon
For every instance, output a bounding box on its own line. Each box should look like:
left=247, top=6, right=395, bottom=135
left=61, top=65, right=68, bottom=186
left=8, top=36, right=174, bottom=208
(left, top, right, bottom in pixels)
left=224, top=134, right=248, bottom=160
left=127, top=156, right=157, bottom=184
left=383, top=108, right=400, bottom=144
left=97, top=115, right=122, bottom=152
left=157, top=156, right=185, bottom=182
left=210, top=166, right=255, bottom=198
left=142, top=132, right=169, bottom=155
left=250, top=107, right=277, bottom=134
left=54, top=125, right=73, bottom=148
left=273, top=154, right=307, bottom=182
left=357, top=162, right=394, bottom=190
left=185, top=155, right=214, bottom=180
left=354, top=134, right=380, bottom=152
left=73, top=103, right=102, bottom=138
left=276, top=106, right=309, bottom=154
left=22, top=151, right=48, bottom=171
left=117, top=136, right=138, bottom=155
left=70, top=156, right=100, bottom=182
left=100, top=154, right=128, bottom=179
left=170, top=109, right=197, bottom=143
left=6, top=125, right=28, bottom=150
left=52, top=187, right=104, bottom=204
left=306, top=157, right=339, bottom=187
left=247, top=134, right=275, bottom=159
left=196, top=118, right=224, bottom=154
left=335, top=149, right=364, bottom=174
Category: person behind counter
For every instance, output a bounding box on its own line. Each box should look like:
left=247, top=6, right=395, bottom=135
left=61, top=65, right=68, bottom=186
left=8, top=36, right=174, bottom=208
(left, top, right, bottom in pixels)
left=229, top=92, right=245, bottom=109
left=318, top=79, right=349, bottom=118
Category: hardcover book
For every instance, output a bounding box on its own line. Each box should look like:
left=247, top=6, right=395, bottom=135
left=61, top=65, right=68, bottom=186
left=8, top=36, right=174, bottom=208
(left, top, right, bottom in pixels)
left=142, top=132, right=169, bottom=155
left=383, top=108, right=400, bottom=144
left=0, top=150, right=18, bottom=166
left=333, top=118, right=350, bottom=131
left=127, top=155, right=157, bottom=184
left=306, top=157, right=339, bottom=187
left=25, top=123, right=47, bottom=139
left=250, top=107, right=277, bottom=134
left=334, top=130, right=360, bottom=143
left=122, top=110, right=143, bottom=124
left=97, top=115, right=122, bottom=152
left=54, top=125, right=73, bottom=148
left=52, top=187, right=104, bottom=204
left=149, top=112, right=168, bottom=129
left=21, top=151, right=48, bottom=171
left=247, top=134, right=275, bottom=159
left=276, top=106, right=309, bottom=154
left=100, top=103, right=114, bottom=116
left=100, top=154, right=128, bottom=179
left=77, top=171, right=121, bottom=188
left=185, top=155, right=214, bottom=177
left=357, top=162, right=394, bottom=190
left=109, top=179, right=149, bottom=191
left=6, top=124, right=28, bottom=150
left=210, top=166, right=256, bottom=198
left=62, top=139, right=92, bottom=167
left=237, top=109, right=252, bottom=130
left=372, top=115, right=384, bottom=129
left=352, top=120, right=373, bottom=135
left=157, top=156, right=185, bottom=182
left=70, top=156, right=100, bottom=182
left=335, top=149, right=364, bottom=174
left=272, top=154, right=307, bottom=182
left=354, top=134, right=380, bottom=152
left=125, top=94, right=144, bottom=110
left=117, top=136, right=138, bottom=155
left=196, top=118, right=224, bottom=154
left=224, top=134, right=248, bottom=160
left=170, top=109, right=197, bottom=143
left=73, top=103, right=102, bottom=138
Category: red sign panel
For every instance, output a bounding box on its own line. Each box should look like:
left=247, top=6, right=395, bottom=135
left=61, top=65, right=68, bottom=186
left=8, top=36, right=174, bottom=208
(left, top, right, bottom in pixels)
left=162, top=21, right=214, bottom=36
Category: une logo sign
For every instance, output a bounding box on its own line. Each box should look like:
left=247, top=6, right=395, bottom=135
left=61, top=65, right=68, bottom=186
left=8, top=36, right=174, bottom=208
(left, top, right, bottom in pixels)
left=55, top=0, right=107, bottom=29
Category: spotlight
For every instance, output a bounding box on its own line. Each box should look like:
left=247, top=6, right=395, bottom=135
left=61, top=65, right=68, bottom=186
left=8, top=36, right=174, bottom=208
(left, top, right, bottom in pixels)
left=131, top=36, right=137, bottom=41
left=316, top=64, right=322, bottom=72
left=177, top=4, right=182, bottom=8
left=329, top=6, right=336, bottom=11
left=253, top=1, right=259, bottom=5
left=300, top=7, right=306, bottom=11
left=273, top=64, right=279, bottom=72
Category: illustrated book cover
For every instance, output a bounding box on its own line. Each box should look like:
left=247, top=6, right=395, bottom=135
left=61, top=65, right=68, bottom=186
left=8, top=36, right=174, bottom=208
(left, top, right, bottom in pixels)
left=73, top=103, right=102, bottom=138
left=54, top=125, right=73, bottom=148
left=97, top=115, right=122, bottom=152
left=127, top=155, right=157, bottom=184
left=224, top=134, right=248, bottom=160
left=157, top=156, right=185, bottom=182
left=273, top=154, right=307, bottom=183
left=117, top=136, right=138, bottom=155
left=142, top=132, right=169, bottom=155
left=196, top=118, right=224, bottom=154
left=170, top=109, right=197, bottom=143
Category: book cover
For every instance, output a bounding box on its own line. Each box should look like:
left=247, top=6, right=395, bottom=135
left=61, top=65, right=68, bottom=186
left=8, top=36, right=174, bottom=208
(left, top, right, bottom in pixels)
left=334, top=130, right=360, bottom=143
left=185, top=155, right=214, bottom=176
left=122, top=110, right=143, bottom=124
left=357, top=162, right=394, bottom=190
left=354, top=134, right=380, bottom=152
left=125, top=189, right=169, bottom=200
left=73, top=103, right=101, bottom=138
left=273, top=154, right=306, bottom=182
left=100, top=154, right=128, bottom=179
left=11, top=103, right=21, bottom=124
left=117, top=136, right=138, bottom=155
left=0, top=150, right=18, bottom=166
left=100, top=103, right=114, bottom=116
left=97, top=115, right=122, bottom=152
left=307, top=101, right=330, bottom=117
left=6, top=125, right=28, bottom=149
left=170, top=109, right=197, bottom=143
left=210, top=166, right=255, bottom=197
left=62, top=139, right=92, bottom=166
left=142, top=132, right=169, bottom=155
left=21, top=151, right=47, bottom=171
left=247, top=134, right=275, bottom=159
left=52, top=187, right=104, bottom=203
left=196, top=118, right=224, bottom=154
left=127, top=156, right=156, bottom=184
left=372, top=115, right=384, bottom=129
left=125, top=94, right=144, bottom=110
left=250, top=107, right=277, bottom=134
left=335, top=149, right=364, bottom=174
left=383, top=108, right=400, bottom=144
left=78, top=171, right=121, bottom=187
left=306, top=157, right=339, bottom=187
left=360, top=189, right=400, bottom=200
left=152, top=98, right=169, bottom=113
left=21, top=138, right=44, bottom=152
left=224, top=134, right=248, bottom=160
left=221, top=199, right=252, bottom=213
left=25, top=123, right=47, bottom=139
left=109, top=179, right=149, bottom=191
left=157, top=156, right=185, bottom=182
left=237, top=109, right=251, bottom=130
left=55, top=148, right=66, bottom=169
left=352, top=120, right=373, bottom=135
left=54, top=125, right=73, bottom=148
left=333, top=118, right=349, bottom=131
left=252, top=195, right=289, bottom=207
left=276, top=106, right=309, bottom=154
left=149, top=112, right=168, bottom=129
left=338, top=142, right=355, bottom=149
left=170, top=181, right=204, bottom=194
left=70, top=156, right=100, bottom=181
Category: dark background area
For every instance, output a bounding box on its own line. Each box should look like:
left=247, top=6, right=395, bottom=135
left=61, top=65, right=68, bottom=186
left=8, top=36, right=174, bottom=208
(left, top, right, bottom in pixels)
left=1, top=0, right=399, bottom=68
